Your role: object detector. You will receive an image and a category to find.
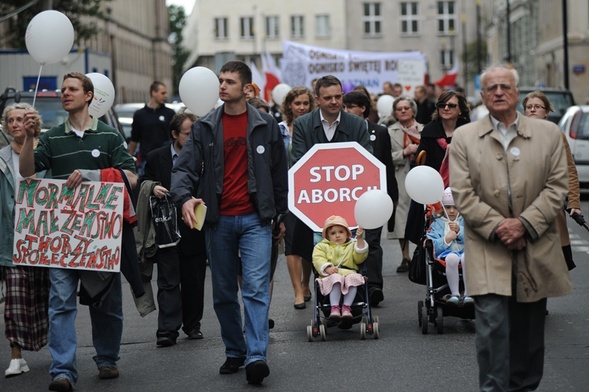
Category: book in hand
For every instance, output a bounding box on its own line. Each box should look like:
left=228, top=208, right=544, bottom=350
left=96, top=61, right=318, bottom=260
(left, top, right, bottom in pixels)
left=193, top=203, right=207, bottom=231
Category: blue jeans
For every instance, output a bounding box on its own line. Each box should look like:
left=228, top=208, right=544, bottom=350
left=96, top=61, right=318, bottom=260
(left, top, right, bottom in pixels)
left=48, top=268, right=122, bottom=384
left=205, top=213, right=272, bottom=366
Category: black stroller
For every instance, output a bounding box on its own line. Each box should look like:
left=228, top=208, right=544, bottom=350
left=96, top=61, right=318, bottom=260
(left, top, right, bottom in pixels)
left=411, top=203, right=474, bottom=334
left=307, top=262, right=379, bottom=341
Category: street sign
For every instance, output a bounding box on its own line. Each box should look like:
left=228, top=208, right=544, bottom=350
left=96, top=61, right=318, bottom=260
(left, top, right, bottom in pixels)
left=288, top=141, right=386, bottom=232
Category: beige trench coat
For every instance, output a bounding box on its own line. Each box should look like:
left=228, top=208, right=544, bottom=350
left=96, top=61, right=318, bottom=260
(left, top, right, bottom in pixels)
left=388, top=121, right=424, bottom=238
left=449, top=115, right=572, bottom=302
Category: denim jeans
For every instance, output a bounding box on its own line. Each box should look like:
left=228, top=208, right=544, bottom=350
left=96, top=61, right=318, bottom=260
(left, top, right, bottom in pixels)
left=48, top=268, right=122, bottom=384
left=205, top=213, right=272, bottom=366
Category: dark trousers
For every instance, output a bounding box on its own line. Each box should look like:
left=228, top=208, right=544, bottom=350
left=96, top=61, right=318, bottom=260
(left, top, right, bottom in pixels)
left=179, top=249, right=207, bottom=334
left=364, top=226, right=383, bottom=291
left=155, top=247, right=182, bottom=339
left=474, top=294, right=547, bottom=392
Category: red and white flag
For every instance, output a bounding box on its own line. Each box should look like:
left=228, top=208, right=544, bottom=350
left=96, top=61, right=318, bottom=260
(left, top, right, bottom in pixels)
left=434, top=62, right=458, bottom=88
left=261, top=52, right=281, bottom=103
left=250, top=61, right=267, bottom=101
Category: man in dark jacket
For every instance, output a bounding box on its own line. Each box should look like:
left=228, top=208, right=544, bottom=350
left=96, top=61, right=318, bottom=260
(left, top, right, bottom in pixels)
left=342, top=90, right=398, bottom=306
left=171, top=61, right=288, bottom=386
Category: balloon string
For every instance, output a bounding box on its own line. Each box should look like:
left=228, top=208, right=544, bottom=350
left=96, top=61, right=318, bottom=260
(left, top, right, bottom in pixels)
left=32, top=64, right=43, bottom=108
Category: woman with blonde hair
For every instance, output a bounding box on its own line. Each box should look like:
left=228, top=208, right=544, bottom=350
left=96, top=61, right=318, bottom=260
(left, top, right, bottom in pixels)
left=278, top=86, right=316, bottom=308
left=1, top=103, right=49, bottom=377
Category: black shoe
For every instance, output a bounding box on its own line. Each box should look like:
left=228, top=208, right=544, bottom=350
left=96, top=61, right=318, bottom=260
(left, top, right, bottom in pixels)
left=396, top=258, right=410, bottom=273
left=294, top=302, right=306, bottom=310
left=304, top=293, right=312, bottom=302
left=245, top=360, right=270, bottom=385
left=369, top=288, right=384, bottom=307
left=98, top=366, right=119, bottom=379
left=156, top=336, right=176, bottom=347
left=219, top=356, right=246, bottom=374
left=187, top=329, right=203, bottom=340
left=268, top=318, right=275, bottom=329
left=48, top=378, right=73, bottom=392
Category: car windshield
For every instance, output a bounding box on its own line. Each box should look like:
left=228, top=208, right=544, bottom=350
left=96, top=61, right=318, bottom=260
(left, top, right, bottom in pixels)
left=17, top=96, right=68, bottom=130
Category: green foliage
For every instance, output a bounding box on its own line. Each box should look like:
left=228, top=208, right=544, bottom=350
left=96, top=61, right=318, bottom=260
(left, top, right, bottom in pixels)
left=461, top=39, right=488, bottom=80
left=168, top=4, right=189, bottom=96
left=0, top=0, right=111, bottom=48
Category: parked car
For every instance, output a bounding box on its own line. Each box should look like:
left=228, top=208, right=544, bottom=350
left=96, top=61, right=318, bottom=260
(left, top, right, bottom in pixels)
left=518, top=87, right=575, bottom=124
left=0, top=87, right=126, bottom=147
left=559, top=105, right=589, bottom=187
left=114, top=101, right=186, bottom=142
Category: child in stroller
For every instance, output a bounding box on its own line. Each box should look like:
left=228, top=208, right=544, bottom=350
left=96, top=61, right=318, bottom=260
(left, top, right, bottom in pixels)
left=426, top=187, right=473, bottom=305
left=312, top=215, right=368, bottom=320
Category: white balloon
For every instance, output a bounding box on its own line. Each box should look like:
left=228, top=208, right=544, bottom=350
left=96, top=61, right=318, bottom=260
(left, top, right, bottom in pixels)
left=405, top=166, right=445, bottom=205
left=354, top=189, right=394, bottom=230
left=179, top=67, right=220, bottom=116
left=376, top=95, right=394, bottom=118
left=271, top=83, right=291, bottom=106
left=25, top=11, right=74, bottom=65
left=86, top=73, right=115, bottom=118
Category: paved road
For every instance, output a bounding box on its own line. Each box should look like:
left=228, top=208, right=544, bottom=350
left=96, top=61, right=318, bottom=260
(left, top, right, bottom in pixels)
left=2, top=205, right=589, bottom=391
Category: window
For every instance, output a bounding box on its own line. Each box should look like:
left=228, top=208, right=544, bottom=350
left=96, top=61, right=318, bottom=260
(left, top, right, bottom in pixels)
left=240, top=16, right=254, bottom=39
left=437, top=1, right=455, bottom=34
left=214, top=17, right=228, bottom=40
left=363, top=2, right=382, bottom=36
left=291, top=15, right=304, bottom=38
left=315, top=14, right=330, bottom=38
left=266, top=16, right=280, bottom=39
left=440, top=49, right=454, bottom=69
left=400, top=2, right=419, bottom=34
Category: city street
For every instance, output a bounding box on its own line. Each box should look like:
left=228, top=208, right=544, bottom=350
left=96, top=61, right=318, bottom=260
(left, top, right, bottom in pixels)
left=2, top=204, right=589, bottom=391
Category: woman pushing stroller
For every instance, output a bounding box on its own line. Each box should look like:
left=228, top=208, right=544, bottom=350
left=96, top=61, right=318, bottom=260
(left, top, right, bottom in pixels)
left=426, top=188, right=473, bottom=305
left=312, top=216, right=368, bottom=320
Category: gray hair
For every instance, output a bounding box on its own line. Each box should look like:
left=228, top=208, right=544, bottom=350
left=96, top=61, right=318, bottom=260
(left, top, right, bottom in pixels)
left=480, top=64, right=520, bottom=89
left=392, top=96, right=418, bottom=120
left=2, top=102, right=42, bottom=137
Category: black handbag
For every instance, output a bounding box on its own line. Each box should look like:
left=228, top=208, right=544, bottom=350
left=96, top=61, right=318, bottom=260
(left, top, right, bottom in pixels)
left=149, top=194, right=181, bottom=248
left=408, top=241, right=426, bottom=285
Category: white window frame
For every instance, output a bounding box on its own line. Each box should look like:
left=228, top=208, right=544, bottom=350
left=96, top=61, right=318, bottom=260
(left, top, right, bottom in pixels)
left=265, top=16, right=280, bottom=39
left=291, top=15, right=304, bottom=38
left=214, top=17, right=228, bottom=40
left=437, top=1, right=456, bottom=35
left=440, top=49, right=454, bottom=69
left=363, top=2, right=382, bottom=36
left=240, top=16, right=254, bottom=39
left=400, top=2, right=419, bottom=35
left=315, top=14, right=330, bottom=38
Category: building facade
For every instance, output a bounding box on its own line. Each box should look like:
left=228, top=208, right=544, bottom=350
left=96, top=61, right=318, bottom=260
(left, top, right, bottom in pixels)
left=0, top=0, right=172, bottom=104
left=483, top=0, right=589, bottom=104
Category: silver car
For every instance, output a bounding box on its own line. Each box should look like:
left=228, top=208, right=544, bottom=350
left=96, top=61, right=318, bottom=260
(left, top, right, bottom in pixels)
left=559, top=105, right=589, bottom=186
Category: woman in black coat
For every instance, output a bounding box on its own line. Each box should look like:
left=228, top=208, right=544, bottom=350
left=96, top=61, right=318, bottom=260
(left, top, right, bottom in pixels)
left=404, top=90, right=470, bottom=247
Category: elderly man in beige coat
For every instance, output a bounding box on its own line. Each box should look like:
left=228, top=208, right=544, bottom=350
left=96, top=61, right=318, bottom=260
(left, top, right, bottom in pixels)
left=449, top=65, right=572, bottom=392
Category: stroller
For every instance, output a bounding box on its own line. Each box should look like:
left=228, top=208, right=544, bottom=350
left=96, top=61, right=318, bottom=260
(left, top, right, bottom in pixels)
left=411, top=202, right=475, bottom=334
left=306, top=231, right=379, bottom=341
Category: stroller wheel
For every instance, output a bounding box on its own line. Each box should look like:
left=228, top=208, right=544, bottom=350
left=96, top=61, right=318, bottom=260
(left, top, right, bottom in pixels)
left=421, top=305, right=429, bottom=334
left=307, top=325, right=314, bottom=342
left=373, top=320, right=380, bottom=339
left=319, top=324, right=327, bottom=341
left=360, top=322, right=367, bottom=340
left=436, top=306, right=444, bottom=334
left=418, top=300, right=424, bottom=327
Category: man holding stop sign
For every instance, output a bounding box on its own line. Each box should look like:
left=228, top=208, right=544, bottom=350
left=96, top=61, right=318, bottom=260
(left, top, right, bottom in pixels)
left=291, top=75, right=388, bottom=308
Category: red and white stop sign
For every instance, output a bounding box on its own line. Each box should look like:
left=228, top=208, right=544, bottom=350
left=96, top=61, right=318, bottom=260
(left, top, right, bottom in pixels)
left=288, top=141, right=386, bottom=232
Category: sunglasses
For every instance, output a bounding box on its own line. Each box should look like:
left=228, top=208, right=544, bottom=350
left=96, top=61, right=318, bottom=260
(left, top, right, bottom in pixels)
left=436, top=102, right=459, bottom=109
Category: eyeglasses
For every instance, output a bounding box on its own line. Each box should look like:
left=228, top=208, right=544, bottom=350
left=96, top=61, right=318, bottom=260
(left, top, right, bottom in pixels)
left=395, top=106, right=412, bottom=111
left=436, top=102, right=459, bottom=109
left=525, top=104, right=545, bottom=111
left=483, top=83, right=513, bottom=93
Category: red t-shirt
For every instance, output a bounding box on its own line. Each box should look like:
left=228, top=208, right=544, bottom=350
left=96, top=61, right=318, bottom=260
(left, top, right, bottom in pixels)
left=220, top=111, right=255, bottom=215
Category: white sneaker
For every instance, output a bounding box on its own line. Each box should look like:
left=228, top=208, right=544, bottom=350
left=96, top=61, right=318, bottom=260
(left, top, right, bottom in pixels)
left=5, top=358, right=30, bottom=377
